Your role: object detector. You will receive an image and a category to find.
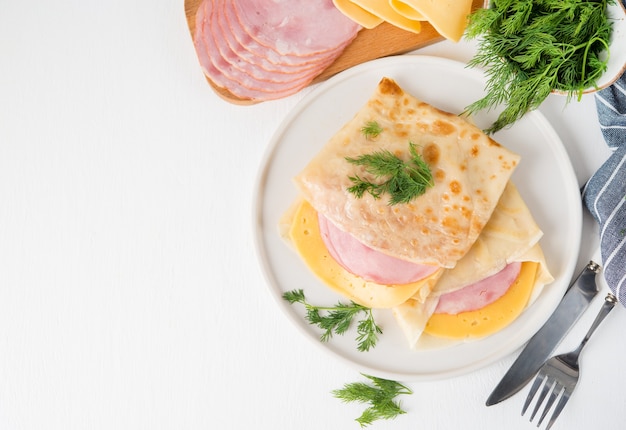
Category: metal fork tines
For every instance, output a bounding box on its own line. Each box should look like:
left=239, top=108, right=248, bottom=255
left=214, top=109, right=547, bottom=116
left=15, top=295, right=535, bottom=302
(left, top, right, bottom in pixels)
left=521, top=293, right=617, bottom=429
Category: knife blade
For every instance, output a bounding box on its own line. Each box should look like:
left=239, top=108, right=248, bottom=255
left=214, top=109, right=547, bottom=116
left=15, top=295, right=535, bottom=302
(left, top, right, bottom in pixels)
left=485, top=260, right=600, bottom=406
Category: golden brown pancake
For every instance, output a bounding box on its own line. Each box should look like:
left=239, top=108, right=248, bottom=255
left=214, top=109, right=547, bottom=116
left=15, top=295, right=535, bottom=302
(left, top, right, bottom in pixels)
left=294, top=77, right=520, bottom=268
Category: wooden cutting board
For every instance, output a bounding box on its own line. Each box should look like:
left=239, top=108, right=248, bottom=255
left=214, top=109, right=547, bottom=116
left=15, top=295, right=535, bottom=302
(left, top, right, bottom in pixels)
left=184, top=0, right=482, bottom=104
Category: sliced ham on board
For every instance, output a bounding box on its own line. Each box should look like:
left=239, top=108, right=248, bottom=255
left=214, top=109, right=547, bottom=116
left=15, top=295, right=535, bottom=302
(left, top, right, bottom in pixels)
left=216, top=0, right=331, bottom=78
left=197, top=1, right=320, bottom=96
left=193, top=0, right=361, bottom=102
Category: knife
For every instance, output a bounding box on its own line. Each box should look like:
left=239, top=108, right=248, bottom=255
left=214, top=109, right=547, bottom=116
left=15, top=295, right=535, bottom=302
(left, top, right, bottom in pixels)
left=485, top=260, right=601, bottom=406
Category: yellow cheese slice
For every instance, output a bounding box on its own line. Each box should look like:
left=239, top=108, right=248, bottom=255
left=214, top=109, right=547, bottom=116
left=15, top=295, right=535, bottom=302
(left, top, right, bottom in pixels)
left=389, top=0, right=425, bottom=20
left=333, top=0, right=384, bottom=29
left=399, top=0, right=473, bottom=42
left=350, top=0, right=422, bottom=33
left=423, top=261, right=538, bottom=339
left=288, top=199, right=442, bottom=308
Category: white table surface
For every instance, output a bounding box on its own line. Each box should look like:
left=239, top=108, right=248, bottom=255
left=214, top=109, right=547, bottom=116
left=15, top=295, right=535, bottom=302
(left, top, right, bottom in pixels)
left=1, top=2, right=624, bottom=429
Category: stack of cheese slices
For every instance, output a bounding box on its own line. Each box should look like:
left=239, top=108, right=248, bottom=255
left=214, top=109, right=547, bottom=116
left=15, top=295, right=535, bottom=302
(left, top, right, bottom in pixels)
left=332, top=0, right=475, bottom=42
left=281, top=78, right=553, bottom=349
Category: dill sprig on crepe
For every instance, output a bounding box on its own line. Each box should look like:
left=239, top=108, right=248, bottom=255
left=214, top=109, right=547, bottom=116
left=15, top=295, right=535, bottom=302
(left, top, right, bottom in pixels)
left=346, top=141, right=434, bottom=205
left=465, top=0, right=613, bottom=134
left=360, top=120, right=384, bottom=139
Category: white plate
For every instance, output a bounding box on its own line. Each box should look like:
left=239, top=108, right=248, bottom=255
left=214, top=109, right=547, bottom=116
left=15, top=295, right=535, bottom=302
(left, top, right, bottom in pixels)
left=253, top=56, right=582, bottom=381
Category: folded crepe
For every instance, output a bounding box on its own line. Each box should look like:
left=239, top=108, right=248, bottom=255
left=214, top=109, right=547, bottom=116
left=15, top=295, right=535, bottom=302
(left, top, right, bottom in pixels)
left=293, top=77, right=520, bottom=269
left=392, top=182, right=554, bottom=348
left=282, top=77, right=551, bottom=348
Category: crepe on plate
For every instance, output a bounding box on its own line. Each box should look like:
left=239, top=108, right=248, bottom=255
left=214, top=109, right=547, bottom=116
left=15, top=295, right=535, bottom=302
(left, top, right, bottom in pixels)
left=293, top=77, right=519, bottom=269
left=282, top=77, right=552, bottom=345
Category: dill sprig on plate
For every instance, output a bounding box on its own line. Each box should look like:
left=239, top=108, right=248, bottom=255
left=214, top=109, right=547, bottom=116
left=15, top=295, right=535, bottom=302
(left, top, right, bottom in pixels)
left=464, top=0, right=613, bottom=133
left=282, top=289, right=382, bottom=352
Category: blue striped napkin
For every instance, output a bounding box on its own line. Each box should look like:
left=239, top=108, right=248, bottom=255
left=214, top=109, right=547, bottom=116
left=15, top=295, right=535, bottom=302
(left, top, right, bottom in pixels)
left=583, top=68, right=626, bottom=306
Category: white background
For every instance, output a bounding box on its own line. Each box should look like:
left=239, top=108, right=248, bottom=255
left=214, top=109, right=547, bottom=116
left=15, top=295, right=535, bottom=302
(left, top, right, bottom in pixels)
left=0, top=1, right=624, bottom=429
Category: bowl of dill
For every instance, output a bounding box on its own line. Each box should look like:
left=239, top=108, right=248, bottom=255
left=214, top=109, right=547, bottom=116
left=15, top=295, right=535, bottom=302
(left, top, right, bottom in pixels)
left=464, top=0, right=626, bottom=134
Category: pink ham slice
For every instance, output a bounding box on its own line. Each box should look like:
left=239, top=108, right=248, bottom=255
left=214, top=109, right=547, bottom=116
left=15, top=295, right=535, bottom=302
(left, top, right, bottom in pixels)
left=195, top=3, right=312, bottom=100
left=199, top=1, right=319, bottom=94
left=232, top=0, right=359, bottom=58
left=193, top=0, right=360, bottom=102
left=223, top=0, right=349, bottom=68
left=434, top=262, right=522, bottom=315
left=318, top=213, right=439, bottom=285
left=215, top=0, right=329, bottom=78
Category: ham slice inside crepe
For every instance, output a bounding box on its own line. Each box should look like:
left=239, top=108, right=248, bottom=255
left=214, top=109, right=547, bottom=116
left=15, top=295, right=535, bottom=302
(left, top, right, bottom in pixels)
left=283, top=199, right=442, bottom=309
left=433, top=262, right=521, bottom=314
left=318, top=212, right=439, bottom=284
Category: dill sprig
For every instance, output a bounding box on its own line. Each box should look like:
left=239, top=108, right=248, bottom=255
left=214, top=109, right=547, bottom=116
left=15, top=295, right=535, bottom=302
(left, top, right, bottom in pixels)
left=360, top=120, right=384, bottom=139
left=465, top=0, right=613, bottom=133
left=282, top=289, right=382, bottom=352
left=346, top=141, right=433, bottom=205
left=332, top=373, right=413, bottom=427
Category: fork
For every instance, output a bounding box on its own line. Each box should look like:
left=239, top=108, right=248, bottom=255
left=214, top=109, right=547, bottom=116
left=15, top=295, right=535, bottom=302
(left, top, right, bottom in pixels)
left=521, top=292, right=618, bottom=429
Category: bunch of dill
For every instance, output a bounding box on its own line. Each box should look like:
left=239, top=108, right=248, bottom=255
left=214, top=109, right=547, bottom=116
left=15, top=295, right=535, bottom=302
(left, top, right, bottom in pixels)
left=465, top=0, right=613, bottom=134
